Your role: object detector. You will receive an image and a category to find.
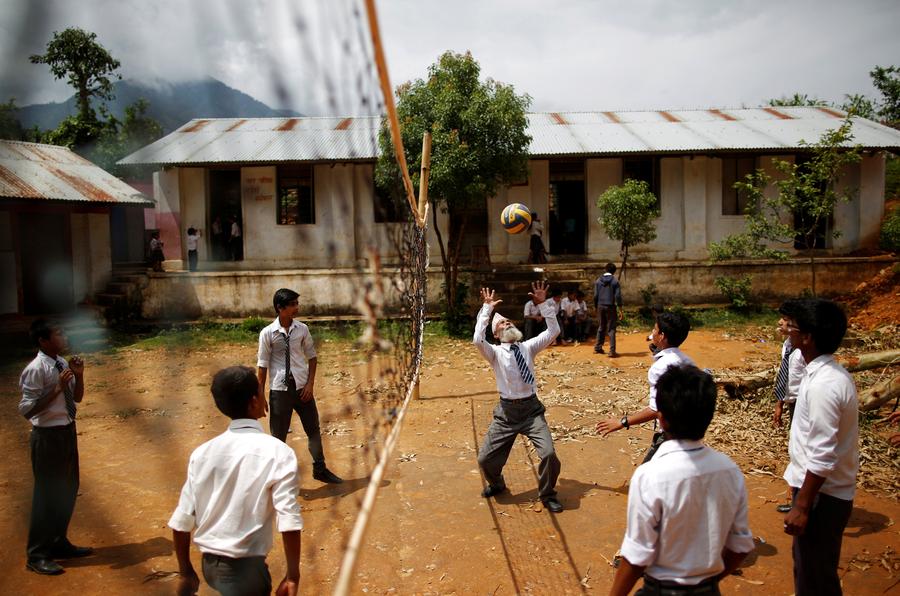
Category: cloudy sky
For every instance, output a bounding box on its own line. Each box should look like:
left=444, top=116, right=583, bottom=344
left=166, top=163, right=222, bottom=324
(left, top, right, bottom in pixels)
left=1, top=0, right=898, bottom=116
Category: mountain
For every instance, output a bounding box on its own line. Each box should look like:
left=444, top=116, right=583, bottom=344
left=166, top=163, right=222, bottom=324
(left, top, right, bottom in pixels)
left=15, top=78, right=301, bottom=134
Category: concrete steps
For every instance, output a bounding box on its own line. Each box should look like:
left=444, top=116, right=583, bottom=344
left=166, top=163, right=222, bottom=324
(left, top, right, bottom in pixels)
left=97, top=263, right=150, bottom=324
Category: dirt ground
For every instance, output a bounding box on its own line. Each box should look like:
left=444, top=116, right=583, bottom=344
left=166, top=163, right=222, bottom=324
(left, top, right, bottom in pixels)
left=1, top=326, right=899, bottom=595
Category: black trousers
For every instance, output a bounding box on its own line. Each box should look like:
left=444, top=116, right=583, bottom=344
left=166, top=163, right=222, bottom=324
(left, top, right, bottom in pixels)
left=27, top=422, right=79, bottom=561
left=595, top=305, right=618, bottom=352
left=792, top=488, right=853, bottom=596
left=637, top=575, right=721, bottom=595
left=202, top=553, right=271, bottom=596
left=269, top=380, right=325, bottom=466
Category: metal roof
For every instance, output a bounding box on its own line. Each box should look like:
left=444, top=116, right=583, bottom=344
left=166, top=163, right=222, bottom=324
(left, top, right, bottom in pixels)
left=119, top=107, right=900, bottom=166
left=0, top=140, right=153, bottom=205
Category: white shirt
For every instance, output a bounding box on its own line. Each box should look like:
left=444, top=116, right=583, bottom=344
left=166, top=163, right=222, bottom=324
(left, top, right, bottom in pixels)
left=779, top=339, right=805, bottom=404
left=546, top=299, right=561, bottom=316
left=186, top=233, right=199, bottom=251
left=784, top=354, right=859, bottom=501
left=230, top=222, right=241, bottom=238
left=648, top=347, right=696, bottom=411
left=575, top=300, right=588, bottom=318
left=19, top=351, right=75, bottom=427
left=560, top=297, right=578, bottom=317
left=257, top=318, right=317, bottom=390
left=474, top=300, right=559, bottom=400
left=621, top=440, right=755, bottom=585
left=168, top=419, right=303, bottom=558
left=523, top=300, right=541, bottom=319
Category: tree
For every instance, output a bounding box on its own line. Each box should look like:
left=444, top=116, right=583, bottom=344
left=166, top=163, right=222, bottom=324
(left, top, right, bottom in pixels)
left=595, top=179, right=660, bottom=280
left=768, top=93, right=828, bottom=107
left=839, top=93, right=876, bottom=119
left=30, top=27, right=121, bottom=145
left=375, top=51, right=531, bottom=333
left=0, top=98, right=26, bottom=140
left=870, top=65, right=900, bottom=126
left=708, top=119, right=862, bottom=294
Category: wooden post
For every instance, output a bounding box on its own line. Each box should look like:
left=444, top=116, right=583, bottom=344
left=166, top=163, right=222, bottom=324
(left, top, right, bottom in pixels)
left=417, top=132, right=432, bottom=227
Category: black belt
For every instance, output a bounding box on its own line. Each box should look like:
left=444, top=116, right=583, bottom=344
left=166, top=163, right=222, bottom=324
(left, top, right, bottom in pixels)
left=500, top=394, right=537, bottom=403
left=642, top=575, right=719, bottom=595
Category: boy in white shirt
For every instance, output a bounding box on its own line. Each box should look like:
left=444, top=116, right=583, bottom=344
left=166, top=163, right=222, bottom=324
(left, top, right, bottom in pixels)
left=169, top=366, right=303, bottom=596
left=609, top=365, right=754, bottom=595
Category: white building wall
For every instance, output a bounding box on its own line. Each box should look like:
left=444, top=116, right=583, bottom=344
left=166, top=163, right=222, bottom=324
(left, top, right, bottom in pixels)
left=639, top=157, right=684, bottom=258
left=70, top=214, right=90, bottom=302
left=858, top=153, right=886, bottom=248
left=681, top=156, right=709, bottom=259
left=585, top=158, right=622, bottom=258
left=833, top=162, right=861, bottom=251
left=88, top=213, right=111, bottom=294
left=180, top=168, right=209, bottom=263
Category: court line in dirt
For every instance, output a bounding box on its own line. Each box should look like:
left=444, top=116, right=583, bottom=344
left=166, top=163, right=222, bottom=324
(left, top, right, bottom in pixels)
left=469, top=397, right=587, bottom=595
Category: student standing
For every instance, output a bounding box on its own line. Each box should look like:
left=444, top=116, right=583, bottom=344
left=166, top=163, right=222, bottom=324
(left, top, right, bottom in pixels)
left=169, top=366, right=302, bottom=595
left=609, top=365, right=755, bottom=596
left=593, top=262, right=622, bottom=357
left=257, top=288, right=342, bottom=484
left=18, top=319, right=93, bottom=575
left=186, top=227, right=201, bottom=272
left=782, top=299, right=858, bottom=596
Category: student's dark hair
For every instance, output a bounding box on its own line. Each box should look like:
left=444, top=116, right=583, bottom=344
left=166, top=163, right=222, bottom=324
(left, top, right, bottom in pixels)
left=778, top=298, right=802, bottom=319
left=211, top=366, right=259, bottom=419
left=187, top=227, right=196, bottom=235
left=29, top=318, right=58, bottom=347
left=656, top=311, right=690, bottom=347
left=273, top=288, right=300, bottom=314
left=576, top=290, right=585, bottom=299
left=793, top=299, right=847, bottom=355
left=552, top=289, right=563, bottom=297
left=655, top=365, right=716, bottom=440
left=605, top=262, right=617, bottom=274
left=151, top=231, right=159, bottom=238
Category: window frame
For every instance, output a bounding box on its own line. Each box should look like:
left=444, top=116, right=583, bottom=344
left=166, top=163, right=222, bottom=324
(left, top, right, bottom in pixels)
left=276, top=164, right=315, bottom=225
left=721, top=154, right=758, bottom=216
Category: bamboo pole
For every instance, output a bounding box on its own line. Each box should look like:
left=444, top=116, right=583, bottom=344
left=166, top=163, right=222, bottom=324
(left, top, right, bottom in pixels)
left=362, top=0, right=424, bottom=227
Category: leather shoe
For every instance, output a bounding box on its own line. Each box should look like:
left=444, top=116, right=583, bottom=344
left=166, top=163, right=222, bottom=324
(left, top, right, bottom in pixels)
left=542, top=497, right=563, bottom=513
left=594, top=347, right=605, bottom=354
left=52, top=544, right=94, bottom=559
left=312, top=467, right=343, bottom=484
left=776, top=503, right=792, bottom=513
left=481, top=484, right=507, bottom=498
left=608, top=352, right=619, bottom=358
left=26, top=559, right=64, bottom=575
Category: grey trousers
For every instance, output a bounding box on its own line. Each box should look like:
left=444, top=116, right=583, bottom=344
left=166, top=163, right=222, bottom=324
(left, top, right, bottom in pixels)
left=595, top=305, right=618, bottom=352
left=791, top=489, right=853, bottom=596
left=202, top=553, right=271, bottom=596
left=27, top=422, right=79, bottom=561
left=269, top=380, right=325, bottom=467
left=477, top=396, right=560, bottom=500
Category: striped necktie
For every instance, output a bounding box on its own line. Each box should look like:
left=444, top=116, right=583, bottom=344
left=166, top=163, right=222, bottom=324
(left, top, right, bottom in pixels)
left=774, top=348, right=791, bottom=402
left=510, top=344, right=535, bottom=385
left=54, top=360, right=77, bottom=420
left=284, top=330, right=292, bottom=382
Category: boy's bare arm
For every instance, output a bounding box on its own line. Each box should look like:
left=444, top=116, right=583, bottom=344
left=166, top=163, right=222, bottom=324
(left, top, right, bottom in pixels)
left=276, top=530, right=301, bottom=595
left=257, top=367, right=268, bottom=400
left=172, top=530, right=199, bottom=595
left=719, top=547, right=748, bottom=579
left=70, top=356, right=85, bottom=403
left=300, top=358, right=316, bottom=402
left=608, top=556, right=644, bottom=596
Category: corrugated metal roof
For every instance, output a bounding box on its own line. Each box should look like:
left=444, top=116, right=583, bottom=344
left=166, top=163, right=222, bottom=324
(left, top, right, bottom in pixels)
left=119, top=108, right=900, bottom=166
left=0, top=140, right=153, bottom=205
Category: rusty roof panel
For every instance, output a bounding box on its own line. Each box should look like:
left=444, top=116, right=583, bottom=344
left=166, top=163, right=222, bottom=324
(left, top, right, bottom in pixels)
left=276, top=118, right=301, bottom=131
left=182, top=119, right=212, bottom=132
left=118, top=108, right=900, bottom=165
left=0, top=140, right=152, bottom=204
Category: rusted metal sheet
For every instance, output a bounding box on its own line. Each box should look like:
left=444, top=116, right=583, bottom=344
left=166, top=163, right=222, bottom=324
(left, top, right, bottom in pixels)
left=816, top=107, right=845, bottom=119
left=182, top=119, right=211, bottom=132
left=0, top=140, right=152, bottom=205
left=118, top=108, right=900, bottom=165
left=226, top=119, right=248, bottom=131
left=277, top=118, right=301, bottom=131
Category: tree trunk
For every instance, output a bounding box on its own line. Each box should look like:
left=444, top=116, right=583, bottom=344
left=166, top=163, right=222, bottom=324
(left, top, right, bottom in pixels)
left=619, top=242, right=629, bottom=281
left=448, top=213, right=468, bottom=311
left=858, top=374, right=900, bottom=411
left=716, top=349, right=900, bottom=398
left=431, top=200, right=452, bottom=310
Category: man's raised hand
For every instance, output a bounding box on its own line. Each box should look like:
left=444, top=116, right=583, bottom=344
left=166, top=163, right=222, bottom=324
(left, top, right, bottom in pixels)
left=481, top=287, right=502, bottom=308
left=529, top=280, right=549, bottom=305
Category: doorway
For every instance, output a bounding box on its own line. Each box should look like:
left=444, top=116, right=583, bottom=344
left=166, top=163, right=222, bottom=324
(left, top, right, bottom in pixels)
left=548, top=160, right=586, bottom=255
left=19, top=212, right=73, bottom=314
left=209, top=170, right=242, bottom=261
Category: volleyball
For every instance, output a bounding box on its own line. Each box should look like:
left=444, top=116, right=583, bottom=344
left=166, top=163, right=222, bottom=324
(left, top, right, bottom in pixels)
left=500, top=203, right=532, bottom=234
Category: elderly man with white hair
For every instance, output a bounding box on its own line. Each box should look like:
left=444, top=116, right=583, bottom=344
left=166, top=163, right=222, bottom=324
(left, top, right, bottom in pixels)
left=474, top=281, right=563, bottom=513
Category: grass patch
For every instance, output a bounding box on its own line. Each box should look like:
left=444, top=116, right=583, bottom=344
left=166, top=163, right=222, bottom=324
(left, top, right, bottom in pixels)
left=620, top=305, right=778, bottom=331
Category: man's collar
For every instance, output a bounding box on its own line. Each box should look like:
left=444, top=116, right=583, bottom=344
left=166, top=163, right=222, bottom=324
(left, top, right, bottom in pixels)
left=654, top=438, right=704, bottom=458
left=804, top=353, right=835, bottom=374
left=37, top=350, right=59, bottom=363
left=228, top=418, right=264, bottom=432
left=653, top=347, right=678, bottom=360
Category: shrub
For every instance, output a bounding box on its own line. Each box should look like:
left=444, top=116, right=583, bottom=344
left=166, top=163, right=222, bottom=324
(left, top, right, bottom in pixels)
left=241, top=316, right=269, bottom=335
left=880, top=203, right=900, bottom=252
left=714, top=275, right=754, bottom=311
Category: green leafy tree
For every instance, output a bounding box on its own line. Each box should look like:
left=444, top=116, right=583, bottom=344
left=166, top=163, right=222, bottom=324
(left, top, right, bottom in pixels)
left=839, top=93, right=877, bottom=119
left=0, top=98, right=26, bottom=140
left=768, top=93, right=828, bottom=107
left=375, top=51, right=531, bottom=333
left=30, top=27, right=121, bottom=146
left=595, top=179, right=660, bottom=280
left=870, top=65, right=900, bottom=126
left=90, top=99, right=164, bottom=173
left=708, top=119, right=862, bottom=294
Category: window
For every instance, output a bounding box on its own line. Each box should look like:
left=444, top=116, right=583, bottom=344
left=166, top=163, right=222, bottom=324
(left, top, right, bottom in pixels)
left=277, top=164, right=314, bottom=224
left=722, top=155, right=757, bottom=215
left=622, top=157, right=660, bottom=206
left=373, top=179, right=408, bottom=223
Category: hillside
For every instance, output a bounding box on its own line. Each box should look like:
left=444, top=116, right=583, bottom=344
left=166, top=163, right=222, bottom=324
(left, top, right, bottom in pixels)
left=15, top=78, right=301, bottom=133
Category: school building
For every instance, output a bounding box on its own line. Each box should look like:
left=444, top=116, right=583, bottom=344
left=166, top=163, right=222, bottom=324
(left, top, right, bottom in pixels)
left=0, top=140, right=152, bottom=316
left=119, top=107, right=900, bottom=318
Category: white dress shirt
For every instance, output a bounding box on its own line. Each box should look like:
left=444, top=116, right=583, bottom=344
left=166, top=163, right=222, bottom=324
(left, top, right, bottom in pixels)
left=779, top=339, right=805, bottom=404
left=186, top=233, right=199, bottom=251
left=784, top=354, right=859, bottom=501
left=647, top=348, right=696, bottom=411
left=18, top=351, right=75, bottom=427
left=560, top=297, right=578, bottom=317
left=257, top=318, right=317, bottom=390
left=621, top=440, right=755, bottom=584
left=168, top=419, right=303, bottom=558
left=523, top=300, right=541, bottom=319
left=474, top=300, right=560, bottom=400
